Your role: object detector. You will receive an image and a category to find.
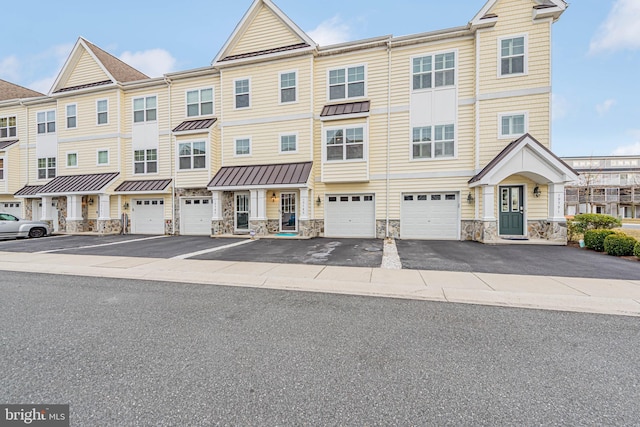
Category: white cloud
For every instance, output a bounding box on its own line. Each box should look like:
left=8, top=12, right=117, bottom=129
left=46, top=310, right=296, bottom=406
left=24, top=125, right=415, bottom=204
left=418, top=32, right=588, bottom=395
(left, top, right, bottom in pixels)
left=596, top=99, right=616, bottom=116
left=589, top=0, right=640, bottom=54
left=552, top=93, right=569, bottom=121
left=307, top=16, right=351, bottom=46
left=612, top=130, right=640, bottom=155
left=0, top=55, right=21, bottom=81
left=28, top=76, right=57, bottom=95
left=119, top=49, right=177, bottom=77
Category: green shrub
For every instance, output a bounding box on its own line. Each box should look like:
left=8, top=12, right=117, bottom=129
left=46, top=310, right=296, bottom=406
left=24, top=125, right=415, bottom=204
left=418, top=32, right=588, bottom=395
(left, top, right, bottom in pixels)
left=634, top=242, right=640, bottom=259
left=603, top=234, right=637, bottom=257
left=572, top=213, right=621, bottom=233
left=584, top=229, right=617, bottom=252
left=567, top=221, right=581, bottom=242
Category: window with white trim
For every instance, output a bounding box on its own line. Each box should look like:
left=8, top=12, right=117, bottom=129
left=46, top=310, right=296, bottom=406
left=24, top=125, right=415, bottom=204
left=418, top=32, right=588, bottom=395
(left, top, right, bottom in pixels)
left=67, top=152, right=78, bottom=168
left=280, top=72, right=296, bottom=103
left=0, top=116, right=17, bottom=138
left=412, top=124, right=455, bottom=159
left=133, top=96, right=157, bottom=123
left=187, top=88, right=213, bottom=117
left=500, top=36, right=526, bottom=76
left=326, top=127, right=364, bottom=161
left=97, top=99, right=108, bottom=125
left=37, top=110, right=56, bottom=134
left=37, top=157, right=56, bottom=179
left=134, top=149, right=157, bottom=174
left=178, top=141, right=206, bottom=170
left=413, top=52, right=455, bottom=90
left=235, top=138, right=251, bottom=156
left=65, top=105, right=77, bottom=129
left=280, top=134, right=297, bottom=153
left=97, top=149, right=109, bottom=166
left=235, top=79, right=250, bottom=109
left=0, top=158, right=4, bottom=180
left=329, top=65, right=365, bottom=100
left=500, top=113, right=526, bottom=138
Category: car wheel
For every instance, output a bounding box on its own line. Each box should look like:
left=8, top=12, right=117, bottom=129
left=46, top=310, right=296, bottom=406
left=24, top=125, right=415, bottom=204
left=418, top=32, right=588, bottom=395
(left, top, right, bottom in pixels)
left=28, top=228, right=46, bottom=238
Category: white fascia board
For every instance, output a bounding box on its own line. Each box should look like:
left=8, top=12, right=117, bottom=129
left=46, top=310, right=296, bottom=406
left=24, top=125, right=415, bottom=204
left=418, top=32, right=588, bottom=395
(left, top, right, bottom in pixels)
left=208, top=183, right=307, bottom=192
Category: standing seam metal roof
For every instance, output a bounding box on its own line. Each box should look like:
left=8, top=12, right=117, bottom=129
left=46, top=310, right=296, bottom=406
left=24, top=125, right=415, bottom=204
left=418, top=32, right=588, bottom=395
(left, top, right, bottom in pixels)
left=208, top=162, right=313, bottom=188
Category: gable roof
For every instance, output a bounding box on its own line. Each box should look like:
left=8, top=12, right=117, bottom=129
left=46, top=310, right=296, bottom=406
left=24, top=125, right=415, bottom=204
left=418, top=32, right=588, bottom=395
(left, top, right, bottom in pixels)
left=0, top=79, right=44, bottom=101
left=51, top=38, right=148, bottom=94
left=470, top=0, right=567, bottom=27
left=212, top=0, right=316, bottom=65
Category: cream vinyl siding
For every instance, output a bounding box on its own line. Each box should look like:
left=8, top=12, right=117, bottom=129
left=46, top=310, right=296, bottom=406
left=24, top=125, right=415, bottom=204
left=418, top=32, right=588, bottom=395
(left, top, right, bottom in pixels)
left=58, top=137, right=119, bottom=175
left=228, top=5, right=302, bottom=57
left=24, top=101, right=56, bottom=183
left=65, top=48, right=110, bottom=88
left=479, top=93, right=550, bottom=166
left=168, top=73, right=220, bottom=128
left=56, top=90, right=119, bottom=139
left=499, top=175, right=547, bottom=220
left=175, top=135, right=212, bottom=188
left=223, top=118, right=312, bottom=166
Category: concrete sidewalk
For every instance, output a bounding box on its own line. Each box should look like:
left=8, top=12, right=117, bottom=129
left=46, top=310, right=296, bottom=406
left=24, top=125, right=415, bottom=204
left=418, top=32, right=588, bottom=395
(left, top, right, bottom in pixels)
left=0, top=250, right=639, bottom=317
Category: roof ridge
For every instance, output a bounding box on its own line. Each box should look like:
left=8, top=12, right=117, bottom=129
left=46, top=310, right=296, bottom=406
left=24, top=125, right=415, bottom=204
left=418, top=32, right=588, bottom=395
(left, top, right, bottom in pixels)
left=81, top=38, right=149, bottom=83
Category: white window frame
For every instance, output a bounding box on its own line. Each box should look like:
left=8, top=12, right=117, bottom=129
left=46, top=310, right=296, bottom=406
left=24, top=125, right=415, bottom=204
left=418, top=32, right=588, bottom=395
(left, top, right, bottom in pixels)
left=133, top=95, right=158, bottom=123
left=0, top=115, right=17, bottom=138
left=498, top=34, right=528, bottom=78
left=498, top=112, right=528, bottom=139
left=36, top=110, right=56, bottom=134
left=66, top=151, right=78, bottom=168
left=234, top=137, right=252, bottom=157
left=324, top=124, right=367, bottom=163
left=0, top=156, right=5, bottom=180
left=97, top=148, right=110, bottom=166
left=279, top=70, right=297, bottom=104
left=37, top=157, right=56, bottom=179
left=234, top=78, right=251, bottom=110
left=65, top=104, right=77, bottom=129
left=410, top=124, right=456, bottom=161
left=186, top=88, right=214, bottom=117
left=411, top=50, right=457, bottom=92
left=327, top=64, right=367, bottom=101
left=279, top=133, right=298, bottom=154
left=133, top=148, right=158, bottom=175
left=97, top=99, right=109, bottom=125
left=177, top=140, right=207, bottom=171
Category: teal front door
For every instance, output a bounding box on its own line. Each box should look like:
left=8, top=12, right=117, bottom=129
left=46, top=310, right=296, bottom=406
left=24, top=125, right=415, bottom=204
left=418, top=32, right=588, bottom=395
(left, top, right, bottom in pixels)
left=499, top=186, right=524, bottom=235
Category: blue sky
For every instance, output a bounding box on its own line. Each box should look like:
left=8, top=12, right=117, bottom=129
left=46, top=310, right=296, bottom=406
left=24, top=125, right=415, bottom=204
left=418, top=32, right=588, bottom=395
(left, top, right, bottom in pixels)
left=1, top=0, right=639, bottom=157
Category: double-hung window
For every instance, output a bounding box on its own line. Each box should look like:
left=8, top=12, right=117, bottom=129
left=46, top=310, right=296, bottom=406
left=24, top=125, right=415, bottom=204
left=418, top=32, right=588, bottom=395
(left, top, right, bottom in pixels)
left=500, top=36, right=526, bottom=76
left=329, top=66, right=365, bottom=100
left=66, top=105, right=77, bottom=129
left=97, top=149, right=109, bottom=166
left=0, top=116, right=17, bottom=138
left=500, top=113, right=526, bottom=138
left=37, top=111, right=56, bottom=134
left=178, top=142, right=206, bottom=170
left=187, top=88, right=213, bottom=117
left=413, top=52, right=456, bottom=90
left=412, top=125, right=455, bottom=159
left=326, top=127, right=364, bottom=161
left=67, top=152, right=78, bottom=168
left=235, top=79, right=250, bottom=109
left=97, top=100, right=108, bottom=125
left=235, top=138, right=251, bottom=156
left=134, top=149, right=157, bottom=174
left=280, top=134, right=297, bottom=153
left=280, top=72, right=296, bottom=103
left=133, top=96, right=157, bottom=123
left=37, top=157, right=56, bottom=179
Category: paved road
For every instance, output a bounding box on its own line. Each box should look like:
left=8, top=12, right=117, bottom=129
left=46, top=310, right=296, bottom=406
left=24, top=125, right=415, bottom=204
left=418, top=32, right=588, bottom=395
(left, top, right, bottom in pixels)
left=1, top=271, right=638, bottom=426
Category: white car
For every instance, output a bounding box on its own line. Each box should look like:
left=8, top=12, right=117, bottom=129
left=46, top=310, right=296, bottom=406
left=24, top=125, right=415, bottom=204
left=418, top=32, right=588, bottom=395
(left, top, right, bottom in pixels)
left=0, top=212, right=52, bottom=239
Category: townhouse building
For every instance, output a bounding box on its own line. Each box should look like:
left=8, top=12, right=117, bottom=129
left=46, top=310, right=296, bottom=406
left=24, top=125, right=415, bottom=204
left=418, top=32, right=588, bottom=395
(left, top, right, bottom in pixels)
left=562, top=155, right=640, bottom=219
left=0, top=0, right=577, bottom=243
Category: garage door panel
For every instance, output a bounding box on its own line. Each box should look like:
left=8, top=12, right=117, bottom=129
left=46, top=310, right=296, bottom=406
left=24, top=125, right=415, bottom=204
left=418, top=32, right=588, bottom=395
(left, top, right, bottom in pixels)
left=325, top=194, right=375, bottom=238
left=132, top=199, right=164, bottom=234
left=401, top=193, right=459, bottom=240
left=181, top=198, right=211, bottom=236
left=2, top=202, right=22, bottom=218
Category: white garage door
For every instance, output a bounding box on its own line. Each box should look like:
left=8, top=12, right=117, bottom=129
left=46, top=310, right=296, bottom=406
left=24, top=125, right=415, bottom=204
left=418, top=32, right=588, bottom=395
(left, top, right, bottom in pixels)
left=181, top=198, right=212, bottom=236
left=325, top=194, right=375, bottom=238
left=132, top=199, right=164, bottom=234
left=401, top=193, right=459, bottom=240
left=2, top=201, right=22, bottom=218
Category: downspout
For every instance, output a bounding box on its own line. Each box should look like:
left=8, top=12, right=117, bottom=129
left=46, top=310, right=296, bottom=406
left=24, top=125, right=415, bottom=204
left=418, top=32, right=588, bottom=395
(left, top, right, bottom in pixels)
left=385, top=39, right=392, bottom=239
left=165, top=76, right=176, bottom=235
left=474, top=30, right=481, bottom=220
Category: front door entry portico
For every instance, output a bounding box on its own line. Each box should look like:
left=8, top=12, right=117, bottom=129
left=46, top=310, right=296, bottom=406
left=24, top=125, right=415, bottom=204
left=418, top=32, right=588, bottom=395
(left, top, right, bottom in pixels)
left=280, top=192, right=297, bottom=232
left=499, top=186, right=524, bottom=236
left=235, top=193, right=249, bottom=232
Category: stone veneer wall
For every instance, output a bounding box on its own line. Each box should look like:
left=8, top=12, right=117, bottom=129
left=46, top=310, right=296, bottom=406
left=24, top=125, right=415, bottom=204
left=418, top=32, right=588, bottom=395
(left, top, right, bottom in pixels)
left=460, top=220, right=567, bottom=243
left=174, top=188, right=212, bottom=235
left=376, top=220, right=400, bottom=239
left=97, top=219, right=122, bottom=235
left=299, top=220, right=323, bottom=238
left=25, top=201, right=33, bottom=220
left=528, top=220, right=567, bottom=242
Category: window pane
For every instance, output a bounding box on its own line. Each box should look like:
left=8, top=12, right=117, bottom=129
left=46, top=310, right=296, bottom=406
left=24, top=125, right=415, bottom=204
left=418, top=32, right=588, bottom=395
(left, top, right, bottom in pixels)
left=329, top=85, right=345, bottom=100
left=37, top=112, right=45, bottom=123
left=329, top=69, right=345, bottom=85
left=67, top=153, right=77, bottom=166
left=413, top=143, right=432, bottom=159
left=134, top=111, right=144, bottom=123
left=201, top=102, right=213, bottom=115
left=98, top=112, right=108, bottom=124
left=281, top=72, right=296, bottom=88
left=134, top=98, right=144, bottom=110
left=146, top=109, right=157, bottom=121
left=327, top=145, right=343, bottom=161
left=281, top=87, right=296, bottom=103
left=193, top=142, right=206, bottom=154
left=348, top=82, right=364, bottom=97
left=348, top=66, right=364, bottom=82
left=327, top=130, right=343, bottom=145
left=134, top=163, right=144, bottom=174
left=502, top=117, right=511, bottom=135
left=98, top=151, right=108, bottom=164
left=346, top=144, right=363, bottom=160
left=201, top=88, right=213, bottom=102
left=47, top=122, right=56, bottom=133
left=179, top=157, right=191, bottom=170
left=193, top=156, right=206, bottom=169
left=146, top=149, right=157, bottom=160
left=511, top=56, right=524, bottom=74
left=187, top=104, right=199, bottom=117
left=67, top=105, right=76, bottom=116
left=513, top=115, right=525, bottom=134
left=147, top=162, right=157, bottom=173
left=186, top=90, right=199, bottom=104
left=146, top=96, right=156, bottom=109
left=37, top=123, right=45, bottom=134
left=67, top=117, right=76, bottom=128
left=179, top=143, right=191, bottom=156
left=236, top=94, right=249, bottom=108
left=47, top=111, right=55, bottom=122
left=346, top=128, right=363, bottom=143
left=235, top=80, right=248, bottom=94
left=97, top=100, right=107, bottom=112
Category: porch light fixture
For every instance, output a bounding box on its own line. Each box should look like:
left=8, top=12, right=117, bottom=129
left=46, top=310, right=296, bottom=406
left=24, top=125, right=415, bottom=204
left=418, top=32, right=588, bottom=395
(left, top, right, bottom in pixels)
left=467, top=192, right=475, bottom=204
left=123, top=202, right=130, bottom=210
left=316, top=196, right=321, bottom=206
left=88, top=197, right=94, bottom=206
left=533, top=186, right=541, bottom=198
left=271, top=192, right=277, bottom=202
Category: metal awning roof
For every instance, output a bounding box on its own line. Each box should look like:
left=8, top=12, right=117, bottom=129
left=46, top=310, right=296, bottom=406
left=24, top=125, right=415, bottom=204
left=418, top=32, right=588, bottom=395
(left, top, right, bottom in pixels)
left=36, top=172, right=120, bottom=195
left=114, top=179, right=172, bottom=192
left=208, top=162, right=312, bottom=189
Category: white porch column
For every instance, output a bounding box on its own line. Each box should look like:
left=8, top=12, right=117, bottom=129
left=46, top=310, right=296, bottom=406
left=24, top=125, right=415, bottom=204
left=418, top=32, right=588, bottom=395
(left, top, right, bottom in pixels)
left=41, top=196, right=53, bottom=221
left=211, top=191, right=222, bottom=220
left=250, top=189, right=266, bottom=220
left=98, top=194, right=111, bottom=220
left=299, top=188, right=310, bottom=220
left=548, top=183, right=566, bottom=222
left=66, top=195, right=83, bottom=221
left=482, top=186, right=496, bottom=221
